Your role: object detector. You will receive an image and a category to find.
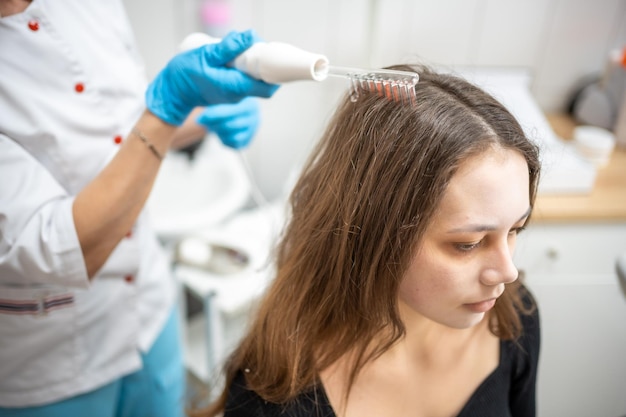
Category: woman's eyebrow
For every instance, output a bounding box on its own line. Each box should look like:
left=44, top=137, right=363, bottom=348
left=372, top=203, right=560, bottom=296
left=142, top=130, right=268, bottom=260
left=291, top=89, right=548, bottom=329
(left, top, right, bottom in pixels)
left=446, top=206, right=532, bottom=234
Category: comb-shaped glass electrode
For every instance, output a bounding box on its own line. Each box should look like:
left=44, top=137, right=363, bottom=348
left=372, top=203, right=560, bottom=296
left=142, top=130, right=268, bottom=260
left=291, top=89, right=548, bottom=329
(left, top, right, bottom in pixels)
left=326, top=66, right=419, bottom=105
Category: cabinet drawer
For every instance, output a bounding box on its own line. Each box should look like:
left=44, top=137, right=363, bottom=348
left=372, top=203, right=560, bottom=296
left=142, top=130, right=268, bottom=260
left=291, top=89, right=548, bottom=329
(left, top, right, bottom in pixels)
left=525, top=275, right=626, bottom=417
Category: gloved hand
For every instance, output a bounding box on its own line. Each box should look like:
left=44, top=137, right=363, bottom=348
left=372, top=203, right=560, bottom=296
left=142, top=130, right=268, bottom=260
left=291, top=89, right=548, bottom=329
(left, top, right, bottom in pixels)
left=197, top=97, right=260, bottom=149
left=146, top=29, right=279, bottom=126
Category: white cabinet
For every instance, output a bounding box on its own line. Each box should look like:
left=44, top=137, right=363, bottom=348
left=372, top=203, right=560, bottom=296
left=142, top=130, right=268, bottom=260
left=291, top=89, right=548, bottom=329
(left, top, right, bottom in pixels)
left=515, top=222, right=626, bottom=417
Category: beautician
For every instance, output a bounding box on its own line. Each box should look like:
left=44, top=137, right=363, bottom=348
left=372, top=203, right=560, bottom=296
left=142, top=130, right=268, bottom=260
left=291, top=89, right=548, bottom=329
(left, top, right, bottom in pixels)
left=0, top=1, right=278, bottom=416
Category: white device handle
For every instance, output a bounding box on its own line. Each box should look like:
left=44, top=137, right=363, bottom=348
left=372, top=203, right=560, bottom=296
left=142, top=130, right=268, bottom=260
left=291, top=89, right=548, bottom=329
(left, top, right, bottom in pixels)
left=179, top=32, right=330, bottom=83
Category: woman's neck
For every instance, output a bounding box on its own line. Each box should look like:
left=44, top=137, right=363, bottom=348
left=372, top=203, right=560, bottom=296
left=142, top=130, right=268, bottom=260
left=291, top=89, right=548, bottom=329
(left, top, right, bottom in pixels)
left=0, top=0, right=32, bottom=17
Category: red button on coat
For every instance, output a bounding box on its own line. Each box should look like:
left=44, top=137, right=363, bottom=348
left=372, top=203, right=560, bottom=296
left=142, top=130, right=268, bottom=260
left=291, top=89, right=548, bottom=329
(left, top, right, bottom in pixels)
left=113, top=135, right=123, bottom=145
left=74, top=83, right=85, bottom=93
left=28, top=20, right=39, bottom=31
left=124, top=275, right=134, bottom=283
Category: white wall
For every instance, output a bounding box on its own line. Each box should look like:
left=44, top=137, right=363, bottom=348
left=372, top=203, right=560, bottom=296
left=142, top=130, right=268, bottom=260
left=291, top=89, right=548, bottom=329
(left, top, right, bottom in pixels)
left=124, top=0, right=626, bottom=200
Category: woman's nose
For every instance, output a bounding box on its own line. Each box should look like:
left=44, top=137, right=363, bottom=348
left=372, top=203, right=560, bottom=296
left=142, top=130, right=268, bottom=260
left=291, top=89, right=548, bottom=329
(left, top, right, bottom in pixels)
left=480, top=242, right=519, bottom=286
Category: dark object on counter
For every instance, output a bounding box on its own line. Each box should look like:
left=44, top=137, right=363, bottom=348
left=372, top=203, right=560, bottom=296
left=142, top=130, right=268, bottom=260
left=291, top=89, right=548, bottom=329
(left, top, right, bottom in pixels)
left=175, top=137, right=206, bottom=161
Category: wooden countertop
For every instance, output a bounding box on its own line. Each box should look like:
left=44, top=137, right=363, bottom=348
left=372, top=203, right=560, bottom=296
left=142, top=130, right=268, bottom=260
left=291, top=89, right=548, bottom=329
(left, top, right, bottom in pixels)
left=532, top=114, right=626, bottom=223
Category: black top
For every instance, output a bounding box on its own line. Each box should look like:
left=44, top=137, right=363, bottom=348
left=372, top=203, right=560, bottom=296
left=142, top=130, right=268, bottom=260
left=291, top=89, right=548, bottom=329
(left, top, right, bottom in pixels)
left=223, top=303, right=540, bottom=417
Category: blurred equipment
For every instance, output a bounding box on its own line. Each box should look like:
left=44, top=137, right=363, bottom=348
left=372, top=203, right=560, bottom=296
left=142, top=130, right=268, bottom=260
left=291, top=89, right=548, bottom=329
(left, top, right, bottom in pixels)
left=199, top=0, right=231, bottom=38
left=570, top=46, right=626, bottom=148
left=175, top=237, right=249, bottom=275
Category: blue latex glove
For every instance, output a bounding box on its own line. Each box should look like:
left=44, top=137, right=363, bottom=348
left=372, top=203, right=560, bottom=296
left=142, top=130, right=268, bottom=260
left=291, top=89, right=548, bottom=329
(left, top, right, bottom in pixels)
left=146, top=30, right=279, bottom=126
left=197, top=97, right=260, bottom=149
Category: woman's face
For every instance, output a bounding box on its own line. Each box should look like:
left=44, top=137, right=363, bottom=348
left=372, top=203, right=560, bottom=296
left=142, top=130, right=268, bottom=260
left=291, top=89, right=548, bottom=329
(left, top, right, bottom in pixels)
left=398, top=147, right=531, bottom=329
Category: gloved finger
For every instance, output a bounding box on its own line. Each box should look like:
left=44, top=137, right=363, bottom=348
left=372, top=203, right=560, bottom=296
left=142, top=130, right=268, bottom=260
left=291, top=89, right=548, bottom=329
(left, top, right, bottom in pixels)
left=196, top=98, right=260, bottom=149
left=204, top=29, right=255, bottom=66
left=209, top=115, right=259, bottom=149
left=220, top=124, right=258, bottom=149
left=208, top=70, right=279, bottom=99
left=200, top=30, right=281, bottom=98
left=196, top=96, right=259, bottom=123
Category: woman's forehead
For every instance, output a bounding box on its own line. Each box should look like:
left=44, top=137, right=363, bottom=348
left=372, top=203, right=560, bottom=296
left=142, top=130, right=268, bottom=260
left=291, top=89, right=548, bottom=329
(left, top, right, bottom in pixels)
left=429, top=149, right=530, bottom=231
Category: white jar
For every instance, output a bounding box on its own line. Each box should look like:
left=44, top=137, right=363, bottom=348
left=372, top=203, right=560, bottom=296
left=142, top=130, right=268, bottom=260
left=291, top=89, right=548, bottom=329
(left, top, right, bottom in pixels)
left=573, top=125, right=616, bottom=167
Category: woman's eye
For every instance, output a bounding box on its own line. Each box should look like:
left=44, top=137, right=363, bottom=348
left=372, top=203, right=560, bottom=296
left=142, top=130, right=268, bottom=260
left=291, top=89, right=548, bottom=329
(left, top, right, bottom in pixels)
left=509, top=226, right=526, bottom=236
left=454, top=241, right=481, bottom=252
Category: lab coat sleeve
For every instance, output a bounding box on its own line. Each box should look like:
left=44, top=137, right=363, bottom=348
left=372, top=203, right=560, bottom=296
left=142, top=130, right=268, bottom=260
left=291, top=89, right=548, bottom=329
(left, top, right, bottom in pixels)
left=0, top=134, right=89, bottom=288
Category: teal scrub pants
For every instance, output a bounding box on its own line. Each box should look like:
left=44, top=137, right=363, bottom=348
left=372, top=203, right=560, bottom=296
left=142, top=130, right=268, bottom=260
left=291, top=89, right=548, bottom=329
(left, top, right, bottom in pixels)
left=0, top=307, right=186, bottom=417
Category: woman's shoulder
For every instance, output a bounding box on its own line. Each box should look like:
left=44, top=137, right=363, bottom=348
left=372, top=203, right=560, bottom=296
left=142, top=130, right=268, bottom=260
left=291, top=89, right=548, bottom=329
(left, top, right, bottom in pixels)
left=224, top=371, right=335, bottom=417
left=223, top=371, right=269, bottom=417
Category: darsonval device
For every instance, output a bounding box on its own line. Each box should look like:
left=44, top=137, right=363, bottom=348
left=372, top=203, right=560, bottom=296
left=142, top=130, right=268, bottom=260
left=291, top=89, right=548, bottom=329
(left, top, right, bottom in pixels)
left=180, top=32, right=419, bottom=105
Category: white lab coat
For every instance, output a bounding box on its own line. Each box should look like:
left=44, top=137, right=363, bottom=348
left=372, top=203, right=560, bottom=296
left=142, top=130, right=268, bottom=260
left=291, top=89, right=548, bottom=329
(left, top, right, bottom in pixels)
left=0, top=0, right=176, bottom=407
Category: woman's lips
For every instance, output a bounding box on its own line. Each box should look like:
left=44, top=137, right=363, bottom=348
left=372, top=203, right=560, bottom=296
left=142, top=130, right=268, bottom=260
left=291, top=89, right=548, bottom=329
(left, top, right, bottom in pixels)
left=464, top=298, right=497, bottom=313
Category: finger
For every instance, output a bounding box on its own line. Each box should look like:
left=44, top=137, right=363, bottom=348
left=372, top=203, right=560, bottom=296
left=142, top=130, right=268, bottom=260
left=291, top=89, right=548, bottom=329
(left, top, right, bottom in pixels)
left=206, top=67, right=280, bottom=99
left=210, top=120, right=257, bottom=149
left=196, top=100, right=259, bottom=148
left=204, top=30, right=254, bottom=66
left=217, top=114, right=259, bottom=133
left=248, top=29, right=264, bottom=44
left=196, top=98, right=259, bottom=124
left=223, top=128, right=256, bottom=149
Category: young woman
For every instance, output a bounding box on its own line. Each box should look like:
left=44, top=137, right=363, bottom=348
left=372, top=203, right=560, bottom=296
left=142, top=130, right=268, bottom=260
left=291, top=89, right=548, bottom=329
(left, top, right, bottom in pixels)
left=193, top=64, right=541, bottom=417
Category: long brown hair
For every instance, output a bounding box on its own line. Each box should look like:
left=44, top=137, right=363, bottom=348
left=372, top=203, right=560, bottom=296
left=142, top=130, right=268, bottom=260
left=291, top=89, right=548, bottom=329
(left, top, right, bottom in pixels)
left=194, top=64, right=541, bottom=416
